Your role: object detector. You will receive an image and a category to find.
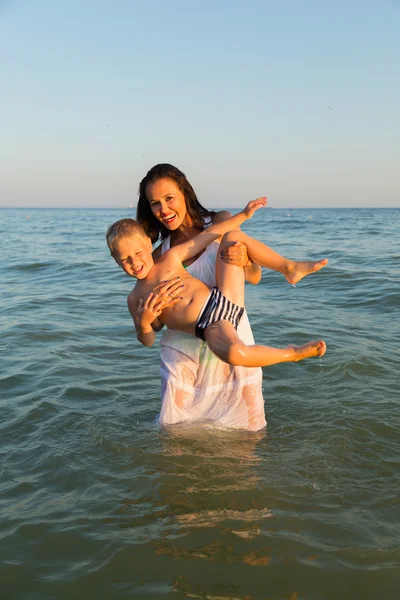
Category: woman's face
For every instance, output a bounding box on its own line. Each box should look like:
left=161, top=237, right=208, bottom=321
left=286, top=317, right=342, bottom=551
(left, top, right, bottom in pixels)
left=146, top=177, right=188, bottom=231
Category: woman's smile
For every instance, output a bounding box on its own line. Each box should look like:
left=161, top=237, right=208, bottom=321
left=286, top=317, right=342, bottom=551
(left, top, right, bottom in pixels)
left=146, top=178, right=187, bottom=231
left=162, top=213, right=177, bottom=225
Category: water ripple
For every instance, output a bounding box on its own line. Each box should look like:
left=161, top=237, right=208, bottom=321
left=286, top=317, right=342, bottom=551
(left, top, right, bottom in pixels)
left=1, top=207, right=400, bottom=599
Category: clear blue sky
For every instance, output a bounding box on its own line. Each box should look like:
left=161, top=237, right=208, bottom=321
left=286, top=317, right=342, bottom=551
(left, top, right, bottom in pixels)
left=1, top=0, right=399, bottom=208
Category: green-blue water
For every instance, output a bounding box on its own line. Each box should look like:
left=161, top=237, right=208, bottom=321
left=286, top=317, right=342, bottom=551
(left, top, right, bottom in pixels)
left=1, top=207, right=399, bottom=600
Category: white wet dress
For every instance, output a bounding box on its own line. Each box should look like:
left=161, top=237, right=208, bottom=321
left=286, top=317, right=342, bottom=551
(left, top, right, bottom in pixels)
left=157, top=236, right=266, bottom=431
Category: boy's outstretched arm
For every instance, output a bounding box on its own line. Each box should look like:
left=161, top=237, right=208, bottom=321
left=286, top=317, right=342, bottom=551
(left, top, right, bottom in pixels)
left=171, top=198, right=267, bottom=264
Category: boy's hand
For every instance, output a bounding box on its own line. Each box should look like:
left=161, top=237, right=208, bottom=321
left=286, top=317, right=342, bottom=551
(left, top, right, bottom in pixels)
left=242, top=197, right=267, bottom=219
left=136, top=293, right=165, bottom=331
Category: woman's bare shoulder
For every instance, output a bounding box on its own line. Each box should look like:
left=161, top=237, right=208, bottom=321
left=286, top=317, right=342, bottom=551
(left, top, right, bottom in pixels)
left=211, top=210, right=233, bottom=224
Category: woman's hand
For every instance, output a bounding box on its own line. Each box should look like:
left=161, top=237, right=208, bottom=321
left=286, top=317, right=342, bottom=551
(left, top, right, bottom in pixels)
left=220, top=241, right=251, bottom=268
left=220, top=241, right=262, bottom=284
left=145, top=278, right=184, bottom=310
left=134, top=279, right=184, bottom=344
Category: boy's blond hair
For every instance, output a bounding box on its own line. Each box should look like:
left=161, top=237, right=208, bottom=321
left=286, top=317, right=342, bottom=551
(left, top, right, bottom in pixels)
left=106, top=218, right=149, bottom=257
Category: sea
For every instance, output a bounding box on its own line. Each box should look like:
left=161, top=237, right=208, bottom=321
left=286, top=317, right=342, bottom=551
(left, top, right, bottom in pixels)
left=0, top=207, right=399, bottom=600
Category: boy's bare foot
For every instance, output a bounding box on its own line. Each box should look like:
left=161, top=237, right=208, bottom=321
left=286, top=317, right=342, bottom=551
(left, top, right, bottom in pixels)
left=285, top=258, right=328, bottom=285
left=286, top=340, right=326, bottom=361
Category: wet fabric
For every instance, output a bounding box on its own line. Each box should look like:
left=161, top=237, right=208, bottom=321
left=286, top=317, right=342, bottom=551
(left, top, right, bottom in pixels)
left=157, top=235, right=266, bottom=431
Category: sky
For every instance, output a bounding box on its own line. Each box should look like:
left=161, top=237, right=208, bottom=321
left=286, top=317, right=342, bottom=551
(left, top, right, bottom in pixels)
left=1, top=0, right=399, bottom=208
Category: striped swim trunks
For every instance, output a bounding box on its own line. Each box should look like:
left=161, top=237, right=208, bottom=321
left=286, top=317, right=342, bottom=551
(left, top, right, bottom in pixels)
left=195, top=287, right=245, bottom=341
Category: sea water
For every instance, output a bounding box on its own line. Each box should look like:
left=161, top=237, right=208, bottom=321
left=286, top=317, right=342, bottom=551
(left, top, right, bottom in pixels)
left=0, top=207, right=399, bottom=600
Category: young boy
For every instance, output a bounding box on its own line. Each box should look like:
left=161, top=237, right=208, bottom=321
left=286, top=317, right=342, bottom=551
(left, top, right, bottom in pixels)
left=106, top=198, right=327, bottom=367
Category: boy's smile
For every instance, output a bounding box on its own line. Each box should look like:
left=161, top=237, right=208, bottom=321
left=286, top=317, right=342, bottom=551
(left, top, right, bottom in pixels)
left=115, top=235, right=154, bottom=279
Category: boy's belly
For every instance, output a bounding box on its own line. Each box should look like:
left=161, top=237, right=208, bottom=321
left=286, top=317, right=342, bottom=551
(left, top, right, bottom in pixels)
left=160, top=279, right=210, bottom=335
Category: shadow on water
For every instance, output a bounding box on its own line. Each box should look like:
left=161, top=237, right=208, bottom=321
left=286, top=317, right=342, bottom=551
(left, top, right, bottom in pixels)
left=117, top=424, right=269, bottom=533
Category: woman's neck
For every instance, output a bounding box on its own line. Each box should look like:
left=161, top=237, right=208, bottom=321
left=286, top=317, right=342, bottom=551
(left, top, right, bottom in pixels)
left=169, top=220, right=202, bottom=246
left=168, top=215, right=212, bottom=266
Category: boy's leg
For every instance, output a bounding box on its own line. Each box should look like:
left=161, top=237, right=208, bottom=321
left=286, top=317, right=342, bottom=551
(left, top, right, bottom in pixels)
left=205, top=231, right=326, bottom=368
left=215, top=232, right=246, bottom=306
left=205, top=321, right=326, bottom=368
left=221, top=232, right=328, bottom=285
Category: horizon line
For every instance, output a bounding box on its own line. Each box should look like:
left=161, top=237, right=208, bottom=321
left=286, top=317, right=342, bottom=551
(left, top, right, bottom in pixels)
left=1, top=205, right=398, bottom=210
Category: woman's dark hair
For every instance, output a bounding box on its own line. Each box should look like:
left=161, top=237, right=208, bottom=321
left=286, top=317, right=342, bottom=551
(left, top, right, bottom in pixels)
left=136, top=163, right=216, bottom=244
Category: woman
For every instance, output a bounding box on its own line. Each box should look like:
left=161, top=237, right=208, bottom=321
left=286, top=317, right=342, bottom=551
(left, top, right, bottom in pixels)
left=136, top=164, right=325, bottom=431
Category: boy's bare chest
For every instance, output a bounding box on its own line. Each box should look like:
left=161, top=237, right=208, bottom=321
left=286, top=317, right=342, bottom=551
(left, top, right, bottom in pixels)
left=135, top=263, right=187, bottom=297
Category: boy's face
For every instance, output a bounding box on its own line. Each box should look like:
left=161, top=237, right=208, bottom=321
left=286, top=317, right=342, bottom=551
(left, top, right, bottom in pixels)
left=114, top=234, right=154, bottom=279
